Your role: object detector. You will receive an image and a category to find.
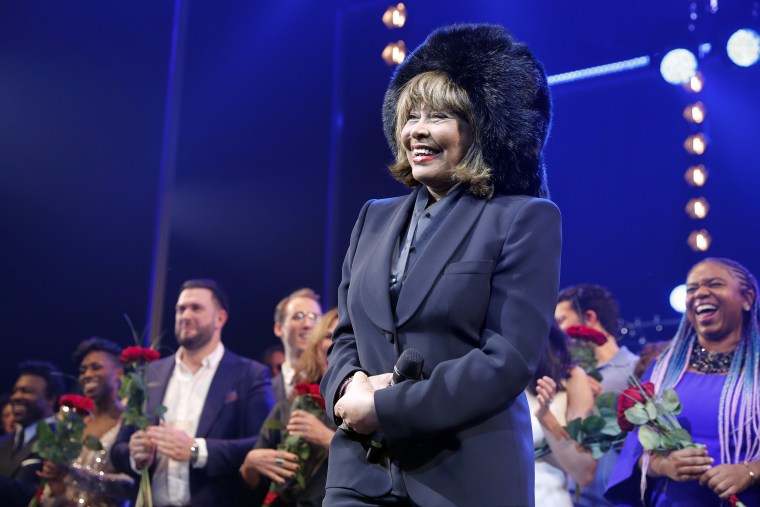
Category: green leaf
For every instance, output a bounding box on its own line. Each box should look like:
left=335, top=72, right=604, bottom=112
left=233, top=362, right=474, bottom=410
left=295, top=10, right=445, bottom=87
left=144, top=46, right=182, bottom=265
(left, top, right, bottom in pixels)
left=590, top=443, right=604, bottom=459
left=645, top=401, right=658, bottom=420
left=263, top=420, right=286, bottom=430
left=581, top=415, right=606, bottom=434
left=566, top=418, right=583, bottom=440
left=638, top=425, right=662, bottom=451
left=625, top=404, right=650, bottom=425
left=660, top=388, right=683, bottom=415
left=595, top=392, right=618, bottom=411
left=600, top=420, right=623, bottom=437
left=669, top=428, right=693, bottom=448
left=154, top=404, right=167, bottom=422
left=83, top=435, right=103, bottom=451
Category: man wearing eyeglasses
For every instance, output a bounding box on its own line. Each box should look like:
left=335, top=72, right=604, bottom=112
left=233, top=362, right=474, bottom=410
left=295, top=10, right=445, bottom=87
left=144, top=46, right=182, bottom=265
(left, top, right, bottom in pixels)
left=272, top=288, right=323, bottom=402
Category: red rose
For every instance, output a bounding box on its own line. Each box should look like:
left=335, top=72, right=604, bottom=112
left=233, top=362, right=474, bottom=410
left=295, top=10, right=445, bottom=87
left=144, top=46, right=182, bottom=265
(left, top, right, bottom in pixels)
left=263, top=490, right=279, bottom=505
left=565, top=325, right=608, bottom=346
left=119, top=346, right=160, bottom=365
left=293, top=382, right=326, bottom=410
left=59, top=394, right=94, bottom=414
left=616, top=382, right=655, bottom=432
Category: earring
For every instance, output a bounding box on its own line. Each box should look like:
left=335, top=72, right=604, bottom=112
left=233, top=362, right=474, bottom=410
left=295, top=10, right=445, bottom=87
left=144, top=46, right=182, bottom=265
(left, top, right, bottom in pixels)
left=744, top=303, right=751, bottom=311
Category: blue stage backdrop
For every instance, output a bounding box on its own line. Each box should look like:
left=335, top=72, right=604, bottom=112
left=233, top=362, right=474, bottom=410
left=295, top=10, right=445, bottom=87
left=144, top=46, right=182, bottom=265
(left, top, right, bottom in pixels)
left=1, top=0, right=758, bottom=392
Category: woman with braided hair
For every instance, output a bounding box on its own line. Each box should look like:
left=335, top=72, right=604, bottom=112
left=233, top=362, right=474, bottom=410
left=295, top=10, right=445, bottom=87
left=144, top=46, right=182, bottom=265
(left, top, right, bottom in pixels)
left=606, top=258, right=760, bottom=506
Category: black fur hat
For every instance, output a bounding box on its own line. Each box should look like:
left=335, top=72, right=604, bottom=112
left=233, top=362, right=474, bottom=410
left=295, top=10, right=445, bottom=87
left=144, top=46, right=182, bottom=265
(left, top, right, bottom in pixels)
left=382, top=24, right=552, bottom=198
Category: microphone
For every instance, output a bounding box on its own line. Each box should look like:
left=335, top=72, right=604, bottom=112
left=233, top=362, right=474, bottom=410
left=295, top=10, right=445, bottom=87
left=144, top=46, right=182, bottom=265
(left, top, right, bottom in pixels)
left=366, top=347, right=424, bottom=463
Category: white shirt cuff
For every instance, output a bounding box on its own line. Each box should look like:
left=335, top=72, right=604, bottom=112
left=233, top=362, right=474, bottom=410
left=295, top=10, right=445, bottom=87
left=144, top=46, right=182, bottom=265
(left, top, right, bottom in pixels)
left=193, top=438, right=208, bottom=469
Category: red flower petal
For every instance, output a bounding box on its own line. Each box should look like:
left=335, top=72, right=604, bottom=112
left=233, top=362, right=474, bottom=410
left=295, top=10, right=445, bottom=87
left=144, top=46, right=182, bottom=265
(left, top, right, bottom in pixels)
left=59, top=394, right=94, bottom=413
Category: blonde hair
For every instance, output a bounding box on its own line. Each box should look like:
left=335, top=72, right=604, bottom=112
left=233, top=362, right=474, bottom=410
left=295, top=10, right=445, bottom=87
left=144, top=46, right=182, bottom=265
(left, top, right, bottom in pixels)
left=294, top=308, right=338, bottom=384
left=389, top=71, right=494, bottom=198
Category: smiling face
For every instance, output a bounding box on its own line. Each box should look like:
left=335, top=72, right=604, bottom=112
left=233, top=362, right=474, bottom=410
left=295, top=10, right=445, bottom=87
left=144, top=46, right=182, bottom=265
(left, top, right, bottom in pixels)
left=685, top=261, right=753, bottom=346
left=400, top=105, right=473, bottom=199
left=175, top=288, right=227, bottom=351
left=274, top=296, right=323, bottom=358
left=10, top=374, right=54, bottom=427
left=79, top=351, right=122, bottom=403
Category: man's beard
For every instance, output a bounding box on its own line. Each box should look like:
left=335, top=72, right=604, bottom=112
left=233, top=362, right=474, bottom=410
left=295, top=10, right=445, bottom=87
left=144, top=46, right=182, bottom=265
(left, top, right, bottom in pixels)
left=176, top=323, right=214, bottom=350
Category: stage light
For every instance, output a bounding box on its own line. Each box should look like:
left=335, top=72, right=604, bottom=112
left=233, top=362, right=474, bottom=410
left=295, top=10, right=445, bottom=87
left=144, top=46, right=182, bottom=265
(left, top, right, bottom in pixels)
left=684, top=165, right=709, bottom=187
left=660, top=49, right=698, bottom=85
left=685, top=197, right=710, bottom=219
left=684, top=133, right=708, bottom=155
left=727, top=29, right=760, bottom=67
left=688, top=229, right=712, bottom=252
left=684, top=72, right=704, bottom=93
left=683, top=102, right=706, bottom=124
left=670, top=284, right=687, bottom=313
left=382, top=3, right=407, bottom=29
left=382, top=41, right=407, bottom=65
left=547, top=56, right=650, bottom=86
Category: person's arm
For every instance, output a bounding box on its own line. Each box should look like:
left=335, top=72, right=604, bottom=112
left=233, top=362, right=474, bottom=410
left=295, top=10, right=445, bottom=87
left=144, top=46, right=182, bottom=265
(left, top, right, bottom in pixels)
left=320, top=200, right=374, bottom=423
left=535, top=369, right=598, bottom=487
left=205, top=360, right=274, bottom=477
left=375, top=198, right=561, bottom=450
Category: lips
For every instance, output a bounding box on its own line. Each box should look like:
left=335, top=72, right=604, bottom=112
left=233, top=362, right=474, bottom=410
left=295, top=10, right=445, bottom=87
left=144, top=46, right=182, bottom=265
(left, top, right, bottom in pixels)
left=693, top=302, right=718, bottom=324
left=411, top=144, right=440, bottom=163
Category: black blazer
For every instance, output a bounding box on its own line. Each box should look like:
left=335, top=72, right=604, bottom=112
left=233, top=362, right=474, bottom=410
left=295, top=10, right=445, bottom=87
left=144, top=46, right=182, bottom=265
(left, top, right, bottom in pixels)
left=0, top=431, right=43, bottom=507
left=321, top=188, right=562, bottom=507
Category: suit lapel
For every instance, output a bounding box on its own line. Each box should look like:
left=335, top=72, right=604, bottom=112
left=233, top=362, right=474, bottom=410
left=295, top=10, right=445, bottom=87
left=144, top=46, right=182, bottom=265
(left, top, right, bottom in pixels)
left=196, top=350, right=238, bottom=438
left=395, top=193, right=487, bottom=327
left=147, top=357, right=174, bottom=423
left=360, top=188, right=419, bottom=332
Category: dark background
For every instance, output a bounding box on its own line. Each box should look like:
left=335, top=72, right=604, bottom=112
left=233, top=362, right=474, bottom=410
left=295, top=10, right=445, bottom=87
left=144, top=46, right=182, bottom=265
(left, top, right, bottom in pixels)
left=2, top=0, right=758, bottom=391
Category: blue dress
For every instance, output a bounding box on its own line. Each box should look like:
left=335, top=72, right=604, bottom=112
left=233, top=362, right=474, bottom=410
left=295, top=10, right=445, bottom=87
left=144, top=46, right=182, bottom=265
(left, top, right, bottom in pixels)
left=605, top=371, right=760, bottom=506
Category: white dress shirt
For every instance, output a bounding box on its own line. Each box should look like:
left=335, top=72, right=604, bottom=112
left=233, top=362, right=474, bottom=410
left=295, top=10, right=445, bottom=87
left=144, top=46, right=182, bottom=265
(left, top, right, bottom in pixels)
left=152, top=343, right=224, bottom=507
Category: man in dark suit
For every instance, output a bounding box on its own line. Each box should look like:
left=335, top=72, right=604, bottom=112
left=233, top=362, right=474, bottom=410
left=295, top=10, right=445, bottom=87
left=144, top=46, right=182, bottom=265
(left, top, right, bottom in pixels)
left=0, top=361, right=63, bottom=507
left=111, top=279, right=274, bottom=507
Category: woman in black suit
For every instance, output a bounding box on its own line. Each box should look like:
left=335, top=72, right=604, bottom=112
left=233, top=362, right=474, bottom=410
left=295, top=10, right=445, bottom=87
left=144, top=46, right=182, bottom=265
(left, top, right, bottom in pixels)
left=321, top=24, right=561, bottom=507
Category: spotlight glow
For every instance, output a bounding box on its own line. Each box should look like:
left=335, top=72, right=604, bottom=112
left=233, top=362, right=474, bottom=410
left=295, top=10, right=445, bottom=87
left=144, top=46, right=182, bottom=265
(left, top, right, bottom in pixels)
left=688, top=229, right=712, bottom=252
left=684, top=133, right=708, bottom=155
left=670, top=284, right=687, bottom=313
left=683, top=102, right=706, bottom=124
left=685, top=197, right=710, bottom=219
left=685, top=165, right=708, bottom=187
left=381, top=41, right=407, bottom=65
left=382, top=3, right=407, bottom=29
left=727, top=29, right=760, bottom=67
left=660, top=49, right=698, bottom=85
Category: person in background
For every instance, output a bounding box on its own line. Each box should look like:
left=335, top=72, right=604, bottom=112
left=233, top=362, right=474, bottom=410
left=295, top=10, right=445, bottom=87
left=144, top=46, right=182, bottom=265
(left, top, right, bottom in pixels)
left=529, top=324, right=597, bottom=506
left=38, top=338, right=135, bottom=506
left=1, top=396, right=15, bottom=435
left=272, top=289, right=323, bottom=403
left=112, top=279, right=274, bottom=507
left=555, top=283, right=639, bottom=507
left=240, top=308, right=339, bottom=506
left=0, top=361, right=64, bottom=507
left=606, top=258, right=760, bottom=506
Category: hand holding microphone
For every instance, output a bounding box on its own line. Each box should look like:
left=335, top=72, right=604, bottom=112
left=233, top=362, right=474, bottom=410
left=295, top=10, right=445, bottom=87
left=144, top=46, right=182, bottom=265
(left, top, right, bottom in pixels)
left=366, top=348, right=424, bottom=463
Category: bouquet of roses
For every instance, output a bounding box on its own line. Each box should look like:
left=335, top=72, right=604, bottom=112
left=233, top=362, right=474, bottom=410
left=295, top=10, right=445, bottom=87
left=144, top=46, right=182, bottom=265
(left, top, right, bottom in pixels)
left=565, top=391, right=627, bottom=459
left=261, top=382, right=327, bottom=507
left=616, top=378, right=696, bottom=452
left=29, top=395, right=102, bottom=507
left=565, top=325, right=606, bottom=382
left=118, top=346, right=164, bottom=507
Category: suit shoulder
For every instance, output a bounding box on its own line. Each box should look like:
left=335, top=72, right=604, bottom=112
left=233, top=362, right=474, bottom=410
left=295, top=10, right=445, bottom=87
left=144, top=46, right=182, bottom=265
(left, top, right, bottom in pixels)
left=487, top=195, right=560, bottom=217
left=222, top=349, right=270, bottom=376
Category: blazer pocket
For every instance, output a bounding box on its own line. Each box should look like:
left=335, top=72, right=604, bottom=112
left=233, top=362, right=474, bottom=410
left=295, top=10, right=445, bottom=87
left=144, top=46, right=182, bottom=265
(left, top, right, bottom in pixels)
left=444, top=260, right=494, bottom=275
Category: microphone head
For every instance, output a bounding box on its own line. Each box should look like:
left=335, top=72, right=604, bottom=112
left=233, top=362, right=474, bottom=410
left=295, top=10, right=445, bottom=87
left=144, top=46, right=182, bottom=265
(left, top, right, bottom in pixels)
left=393, top=347, right=424, bottom=383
